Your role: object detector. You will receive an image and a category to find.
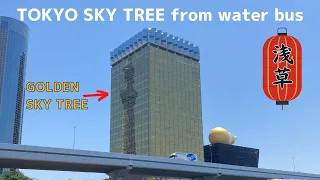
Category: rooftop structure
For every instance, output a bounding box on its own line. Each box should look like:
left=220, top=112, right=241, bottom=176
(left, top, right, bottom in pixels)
left=110, top=28, right=200, bottom=65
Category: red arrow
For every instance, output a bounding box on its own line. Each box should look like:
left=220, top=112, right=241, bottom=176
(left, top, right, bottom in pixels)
left=83, top=90, right=109, bottom=102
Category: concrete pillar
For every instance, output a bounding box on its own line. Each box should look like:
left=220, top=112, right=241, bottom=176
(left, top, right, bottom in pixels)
left=192, top=174, right=221, bottom=180
left=108, top=165, right=133, bottom=180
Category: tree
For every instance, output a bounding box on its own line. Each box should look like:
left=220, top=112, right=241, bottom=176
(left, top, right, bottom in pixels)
left=0, top=170, right=30, bottom=180
left=146, top=177, right=163, bottom=180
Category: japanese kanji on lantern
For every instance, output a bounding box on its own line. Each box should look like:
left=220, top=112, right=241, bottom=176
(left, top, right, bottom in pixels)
left=262, top=27, right=302, bottom=109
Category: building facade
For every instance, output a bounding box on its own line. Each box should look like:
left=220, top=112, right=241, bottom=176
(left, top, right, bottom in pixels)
left=110, top=28, right=204, bottom=161
left=0, top=16, right=29, bottom=145
left=204, top=144, right=260, bottom=168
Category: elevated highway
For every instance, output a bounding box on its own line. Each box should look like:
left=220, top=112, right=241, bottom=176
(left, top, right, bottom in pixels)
left=0, top=143, right=319, bottom=180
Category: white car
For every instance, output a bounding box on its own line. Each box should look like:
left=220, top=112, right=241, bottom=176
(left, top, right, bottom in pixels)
left=169, top=152, right=198, bottom=161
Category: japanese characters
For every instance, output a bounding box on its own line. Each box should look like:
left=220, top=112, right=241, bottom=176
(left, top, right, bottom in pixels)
left=272, top=43, right=294, bottom=89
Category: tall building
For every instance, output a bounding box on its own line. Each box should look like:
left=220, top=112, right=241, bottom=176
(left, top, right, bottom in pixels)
left=0, top=16, right=29, bottom=145
left=110, top=28, right=204, bottom=161
left=204, top=144, right=260, bottom=168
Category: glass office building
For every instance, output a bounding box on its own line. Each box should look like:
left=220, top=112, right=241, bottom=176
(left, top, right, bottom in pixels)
left=110, top=28, right=204, bottom=161
left=0, top=16, right=29, bottom=145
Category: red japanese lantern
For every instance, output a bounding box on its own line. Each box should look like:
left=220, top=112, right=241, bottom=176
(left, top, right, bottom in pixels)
left=263, top=28, right=302, bottom=109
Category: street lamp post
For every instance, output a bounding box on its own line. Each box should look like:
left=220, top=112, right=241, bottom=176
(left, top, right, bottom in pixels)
left=292, top=157, right=296, bottom=172
left=73, top=126, right=76, bottom=149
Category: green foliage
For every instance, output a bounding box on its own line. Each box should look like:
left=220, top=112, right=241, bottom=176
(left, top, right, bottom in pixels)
left=146, top=177, right=162, bottom=180
left=0, top=170, right=30, bottom=180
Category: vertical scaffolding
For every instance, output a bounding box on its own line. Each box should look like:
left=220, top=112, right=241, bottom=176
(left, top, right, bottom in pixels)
left=120, top=58, right=138, bottom=154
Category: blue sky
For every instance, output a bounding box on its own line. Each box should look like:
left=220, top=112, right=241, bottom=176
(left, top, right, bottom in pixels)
left=1, top=0, right=320, bottom=179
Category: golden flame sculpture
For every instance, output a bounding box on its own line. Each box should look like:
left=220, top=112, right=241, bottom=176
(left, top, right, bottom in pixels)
left=209, top=127, right=237, bottom=145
